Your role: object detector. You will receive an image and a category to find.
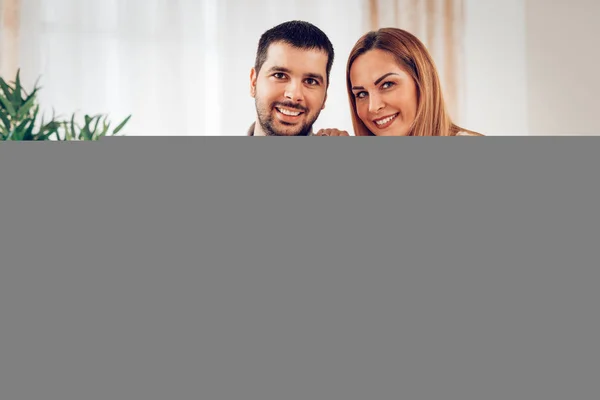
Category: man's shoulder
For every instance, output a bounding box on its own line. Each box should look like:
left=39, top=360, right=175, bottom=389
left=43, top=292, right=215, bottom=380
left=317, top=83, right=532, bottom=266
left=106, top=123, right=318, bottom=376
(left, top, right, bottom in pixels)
left=247, top=122, right=255, bottom=136
left=246, top=122, right=315, bottom=136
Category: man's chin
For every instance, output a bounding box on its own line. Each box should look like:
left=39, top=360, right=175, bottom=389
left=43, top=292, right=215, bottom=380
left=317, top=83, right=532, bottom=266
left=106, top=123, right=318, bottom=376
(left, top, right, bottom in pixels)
left=276, top=130, right=310, bottom=136
left=266, top=122, right=311, bottom=136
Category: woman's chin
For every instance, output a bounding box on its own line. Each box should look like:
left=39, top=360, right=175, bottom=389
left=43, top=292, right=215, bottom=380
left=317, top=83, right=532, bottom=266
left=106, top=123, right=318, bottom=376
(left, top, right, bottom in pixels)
left=372, top=129, right=409, bottom=136
left=367, top=122, right=409, bottom=136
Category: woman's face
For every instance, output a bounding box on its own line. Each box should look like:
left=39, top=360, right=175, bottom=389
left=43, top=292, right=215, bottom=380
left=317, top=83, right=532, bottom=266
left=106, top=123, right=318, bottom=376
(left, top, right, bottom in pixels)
left=350, top=49, right=418, bottom=136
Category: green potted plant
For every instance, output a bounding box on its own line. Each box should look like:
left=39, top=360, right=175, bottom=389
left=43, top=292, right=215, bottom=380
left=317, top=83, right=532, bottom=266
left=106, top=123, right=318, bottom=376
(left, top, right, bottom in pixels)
left=0, top=69, right=131, bottom=141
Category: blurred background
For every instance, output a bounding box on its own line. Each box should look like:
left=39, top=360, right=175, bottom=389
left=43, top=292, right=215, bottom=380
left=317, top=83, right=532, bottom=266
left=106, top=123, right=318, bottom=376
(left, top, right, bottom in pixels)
left=0, top=0, right=598, bottom=136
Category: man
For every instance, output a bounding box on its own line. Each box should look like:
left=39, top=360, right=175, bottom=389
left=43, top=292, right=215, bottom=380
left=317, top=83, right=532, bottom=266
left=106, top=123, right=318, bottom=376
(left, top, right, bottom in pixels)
left=248, top=20, right=348, bottom=136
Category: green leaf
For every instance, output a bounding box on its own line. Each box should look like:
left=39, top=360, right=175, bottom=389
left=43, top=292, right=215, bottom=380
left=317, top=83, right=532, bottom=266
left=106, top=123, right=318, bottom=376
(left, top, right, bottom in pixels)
left=0, top=77, right=13, bottom=103
left=0, top=94, right=16, bottom=117
left=36, top=123, right=58, bottom=141
left=37, top=132, right=54, bottom=141
left=48, top=108, right=64, bottom=140
left=7, top=118, right=31, bottom=141
left=23, top=106, right=40, bottom=140
left=69, top=114, right=76, bottom=140
left=0, top=109, right=11, bottom=131
left=41, top=120, right=61, bottom=141
left=62, top=121, right=70, bottom=141
left=13, top=69, right=23, bottom=107
left=21, top=120, right=35, bottom=140
left=97, top=115, right=109, bottom=138
left=112, top=115, right=131, bottom=134
left=80, top=114, right=92, bottom=140
left=36, top=107, right=63, bottom=140
left=32, top=75, right=43, bottom=94
left=102, top=115, right=110, bottom=133
left=91, top=115, right=102, bottom=140
left=16, top=88, right=38, bottom=119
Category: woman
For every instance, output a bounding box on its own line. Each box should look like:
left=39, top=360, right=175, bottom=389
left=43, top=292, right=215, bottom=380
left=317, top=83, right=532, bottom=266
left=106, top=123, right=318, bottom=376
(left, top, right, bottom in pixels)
left=346, top=28, right=482, bottom=136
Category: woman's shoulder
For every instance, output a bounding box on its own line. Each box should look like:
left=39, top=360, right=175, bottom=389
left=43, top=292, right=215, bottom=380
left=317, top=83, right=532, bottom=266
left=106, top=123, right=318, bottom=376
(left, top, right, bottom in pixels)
left=450, top=125, right=484, bottom=136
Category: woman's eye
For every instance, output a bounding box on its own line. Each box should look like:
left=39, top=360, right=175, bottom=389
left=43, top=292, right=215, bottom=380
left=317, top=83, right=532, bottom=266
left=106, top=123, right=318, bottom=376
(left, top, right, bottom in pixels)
left=382, top=81, right=395, bottom=89
left=355, top=91, right=367, bottom=99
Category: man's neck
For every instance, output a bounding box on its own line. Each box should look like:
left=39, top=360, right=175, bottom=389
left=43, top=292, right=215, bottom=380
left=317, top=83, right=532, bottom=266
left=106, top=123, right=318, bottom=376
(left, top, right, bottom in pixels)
left=252, top=121, right=268, bottom=136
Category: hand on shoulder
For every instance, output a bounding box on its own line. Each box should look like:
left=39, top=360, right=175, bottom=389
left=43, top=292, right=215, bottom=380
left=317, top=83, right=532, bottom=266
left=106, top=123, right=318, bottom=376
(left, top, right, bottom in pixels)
left=316, top=128, right=350, bottom=136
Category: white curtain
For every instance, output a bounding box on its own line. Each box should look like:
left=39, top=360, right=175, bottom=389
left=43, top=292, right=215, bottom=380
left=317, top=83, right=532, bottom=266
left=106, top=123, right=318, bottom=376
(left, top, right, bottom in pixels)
left=369, top=0, right=465, bottom=123
left=17, top=0, right=205, bottom=135
left=1, top=0, right=21, bottom=79
left=15, top=0, right=366, bottom=136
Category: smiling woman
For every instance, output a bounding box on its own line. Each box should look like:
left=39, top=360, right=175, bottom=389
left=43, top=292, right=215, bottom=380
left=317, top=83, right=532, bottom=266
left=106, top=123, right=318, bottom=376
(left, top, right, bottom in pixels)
left=347, top=28, right=482, bottom=136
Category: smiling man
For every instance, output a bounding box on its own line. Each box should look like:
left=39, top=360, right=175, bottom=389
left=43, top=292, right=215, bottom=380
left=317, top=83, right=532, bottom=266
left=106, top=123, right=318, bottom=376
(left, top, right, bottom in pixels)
left=248, top=20, right=336, bottom=136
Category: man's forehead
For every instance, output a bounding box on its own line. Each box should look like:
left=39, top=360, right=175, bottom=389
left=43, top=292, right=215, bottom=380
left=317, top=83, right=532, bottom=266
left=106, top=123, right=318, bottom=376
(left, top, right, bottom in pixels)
left=263, top=42, right=328, bottom=73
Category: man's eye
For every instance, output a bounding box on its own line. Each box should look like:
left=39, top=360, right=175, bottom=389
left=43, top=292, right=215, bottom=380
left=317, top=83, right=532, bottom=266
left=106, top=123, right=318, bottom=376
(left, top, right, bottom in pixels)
left=273, top=73, right=286, bottom=79
left=305, top=78, right=319, bottom=86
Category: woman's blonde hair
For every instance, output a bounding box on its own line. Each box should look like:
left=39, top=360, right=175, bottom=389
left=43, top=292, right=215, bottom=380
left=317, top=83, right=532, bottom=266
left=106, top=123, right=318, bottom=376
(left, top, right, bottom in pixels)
left=346, top=28, right=479, bottom=136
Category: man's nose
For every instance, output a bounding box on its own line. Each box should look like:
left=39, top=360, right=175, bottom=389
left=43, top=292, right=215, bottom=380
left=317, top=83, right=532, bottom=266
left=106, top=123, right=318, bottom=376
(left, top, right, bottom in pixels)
left=284, top=80, right=304, bottom=102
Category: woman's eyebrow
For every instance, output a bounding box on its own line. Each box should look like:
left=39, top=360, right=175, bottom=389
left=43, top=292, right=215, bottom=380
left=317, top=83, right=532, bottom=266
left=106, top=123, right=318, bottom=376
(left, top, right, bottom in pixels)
left=374, top=72, right=400, bottom=85
left=352, top=72, right=400, bottom=90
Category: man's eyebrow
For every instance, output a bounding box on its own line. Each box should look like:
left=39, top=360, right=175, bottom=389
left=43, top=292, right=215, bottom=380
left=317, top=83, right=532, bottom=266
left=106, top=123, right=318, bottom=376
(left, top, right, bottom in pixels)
left=267, top=66, right=292, bottom=74
left=352, top=72, right=401, bottom=90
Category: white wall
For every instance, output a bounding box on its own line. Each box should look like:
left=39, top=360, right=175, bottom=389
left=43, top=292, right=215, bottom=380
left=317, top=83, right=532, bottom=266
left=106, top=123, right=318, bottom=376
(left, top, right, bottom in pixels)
left=462, top=0, right=600, bottom=136
left=463, top=0, right=529, bottom=135
left=525, top=0, right=600, bottom=135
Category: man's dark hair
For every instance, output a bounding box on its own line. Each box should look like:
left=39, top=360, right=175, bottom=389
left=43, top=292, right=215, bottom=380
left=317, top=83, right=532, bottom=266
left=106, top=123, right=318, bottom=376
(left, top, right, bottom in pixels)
left=254, top=20, right=335, bottom=87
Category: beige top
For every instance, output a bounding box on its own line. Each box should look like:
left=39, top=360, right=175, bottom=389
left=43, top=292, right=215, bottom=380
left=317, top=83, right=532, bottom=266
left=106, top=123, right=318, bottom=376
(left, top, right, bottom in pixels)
left=456, top=131, right=484, bottom=136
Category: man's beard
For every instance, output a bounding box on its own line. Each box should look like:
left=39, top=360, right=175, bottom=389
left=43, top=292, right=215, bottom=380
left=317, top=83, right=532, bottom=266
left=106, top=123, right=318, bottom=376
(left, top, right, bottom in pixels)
left=255, top=100, right=318, bottom=136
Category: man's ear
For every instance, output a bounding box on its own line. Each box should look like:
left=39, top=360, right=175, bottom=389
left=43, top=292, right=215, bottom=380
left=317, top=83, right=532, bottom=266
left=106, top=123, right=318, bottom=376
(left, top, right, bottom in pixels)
left=250, top=68, right=257, bottom=98
left=321, top=92, right=328, bottom=110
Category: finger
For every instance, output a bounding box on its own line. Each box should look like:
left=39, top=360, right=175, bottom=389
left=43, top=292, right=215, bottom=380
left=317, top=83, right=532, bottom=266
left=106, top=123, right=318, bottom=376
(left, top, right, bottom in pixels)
left=329, top=129, right=349, bottom=136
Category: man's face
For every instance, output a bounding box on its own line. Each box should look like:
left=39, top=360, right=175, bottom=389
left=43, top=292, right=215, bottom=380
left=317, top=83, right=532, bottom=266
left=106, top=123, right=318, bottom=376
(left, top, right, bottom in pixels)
left=250, top=42, right=328, bottom=136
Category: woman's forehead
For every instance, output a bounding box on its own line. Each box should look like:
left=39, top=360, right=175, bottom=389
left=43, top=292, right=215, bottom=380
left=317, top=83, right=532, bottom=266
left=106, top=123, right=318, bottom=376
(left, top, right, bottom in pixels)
left=350, top=50, right=409, bottom=84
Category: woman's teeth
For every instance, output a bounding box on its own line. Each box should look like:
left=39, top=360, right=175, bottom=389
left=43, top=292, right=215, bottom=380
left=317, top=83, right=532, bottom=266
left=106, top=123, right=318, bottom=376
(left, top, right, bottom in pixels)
left=375, top=114, right=398, bottom=126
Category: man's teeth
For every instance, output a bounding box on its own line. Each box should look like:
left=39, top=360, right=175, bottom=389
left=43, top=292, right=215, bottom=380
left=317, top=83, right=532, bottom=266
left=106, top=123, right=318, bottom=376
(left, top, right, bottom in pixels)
left=277, top=108, right=301, bottom=116
left=375, top=114, right=397, bottom=126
